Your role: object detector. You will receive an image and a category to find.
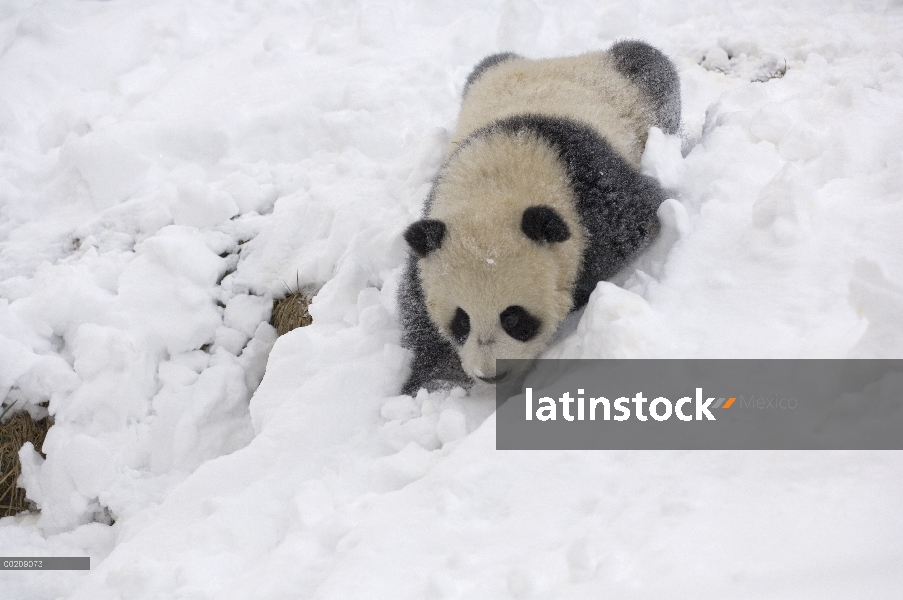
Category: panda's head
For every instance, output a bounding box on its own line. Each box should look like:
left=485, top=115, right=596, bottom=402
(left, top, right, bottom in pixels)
left=404, top=129, right=585, bottom=384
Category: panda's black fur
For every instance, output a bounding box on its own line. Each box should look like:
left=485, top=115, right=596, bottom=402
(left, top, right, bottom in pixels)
left=398, top=40, right=681, bottom=395
left=398, top=258, right=471, bottom=393
left=608, top=40, right=681, bottom=136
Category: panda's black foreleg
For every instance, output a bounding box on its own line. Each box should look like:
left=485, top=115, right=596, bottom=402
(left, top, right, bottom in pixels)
left=398, top=255, right=473, bottom=395
left=608, top=40, right=681, bottom=135
left=401, top=338, right=472, bottom=396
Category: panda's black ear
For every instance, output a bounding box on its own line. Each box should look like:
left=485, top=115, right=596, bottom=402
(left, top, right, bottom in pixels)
left=521, top=205, right=571, bottom=244
left=404, top=219, right=447, bottom=257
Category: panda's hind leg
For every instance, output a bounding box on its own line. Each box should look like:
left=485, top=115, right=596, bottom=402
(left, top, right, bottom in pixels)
left=609, top=40, right=681, bottom=135
left=462, top=52, right=522, bottom=97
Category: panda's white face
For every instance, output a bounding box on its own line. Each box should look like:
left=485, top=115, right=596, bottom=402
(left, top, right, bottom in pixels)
left=422, top=250, right=566, bottom=383
left=407, top=131, right=585, bottom=384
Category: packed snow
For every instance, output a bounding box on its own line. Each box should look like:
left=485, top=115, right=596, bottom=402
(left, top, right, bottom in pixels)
left=1, top=0, right=902, bottom=598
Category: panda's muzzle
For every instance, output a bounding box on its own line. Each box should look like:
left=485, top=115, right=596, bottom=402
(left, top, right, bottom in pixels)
left=476, top=370, right=509, bottom=384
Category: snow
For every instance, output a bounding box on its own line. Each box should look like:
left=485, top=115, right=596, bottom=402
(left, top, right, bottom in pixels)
left=1, top=0, right=902, bottom=598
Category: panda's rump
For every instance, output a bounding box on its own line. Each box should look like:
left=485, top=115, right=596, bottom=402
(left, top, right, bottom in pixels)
left=450, top=51, right=654, bottom=167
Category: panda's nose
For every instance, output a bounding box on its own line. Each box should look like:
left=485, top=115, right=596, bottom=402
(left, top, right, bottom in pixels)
left=476, top=370, right=509, bottom=384
left=477, top=336, right=495, bottom=346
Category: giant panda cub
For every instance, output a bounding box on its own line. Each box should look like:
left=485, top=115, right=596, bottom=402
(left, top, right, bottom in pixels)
left=398, top=40, right=681, bottom=395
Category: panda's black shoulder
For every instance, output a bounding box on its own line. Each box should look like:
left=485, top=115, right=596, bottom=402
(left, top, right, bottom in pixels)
left=484, top=114, right=655, bottom=210
left=462, top=52, right=522, bottom=97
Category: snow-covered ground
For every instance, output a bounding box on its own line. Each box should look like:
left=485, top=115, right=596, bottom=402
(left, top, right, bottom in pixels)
left=1, top=0, right=902, bottom=597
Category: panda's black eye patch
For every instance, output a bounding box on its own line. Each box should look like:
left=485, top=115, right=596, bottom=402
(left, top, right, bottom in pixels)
left=500, top=305, right=540, bottom=342
left=450, top=307, right=470, bottom=345
left=521, top=205, right=570, bottom=244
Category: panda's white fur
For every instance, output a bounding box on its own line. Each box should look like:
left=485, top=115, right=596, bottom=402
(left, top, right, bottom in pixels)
left=422, top=132, right=584, bottom=380
left=399, top=40, right=680, bottom=394
left=451, top=51, right=653, bottom=166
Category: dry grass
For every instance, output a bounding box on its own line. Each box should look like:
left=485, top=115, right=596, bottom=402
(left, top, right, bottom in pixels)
left=0, top=410, right=52, bottom=517
left=271, top=290, right=313, bottom=336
